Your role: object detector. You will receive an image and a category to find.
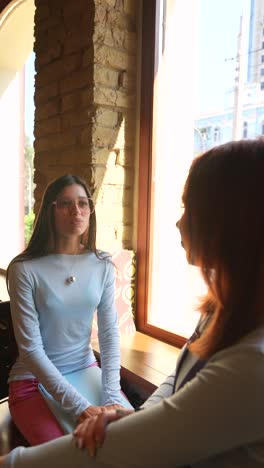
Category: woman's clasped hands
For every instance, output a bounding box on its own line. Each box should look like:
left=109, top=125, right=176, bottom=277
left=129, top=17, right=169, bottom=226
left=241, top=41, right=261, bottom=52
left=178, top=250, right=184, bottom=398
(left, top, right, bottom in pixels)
left=77, top=404, right=129, bottom=424
left=74, top=407, right=134, bottom=457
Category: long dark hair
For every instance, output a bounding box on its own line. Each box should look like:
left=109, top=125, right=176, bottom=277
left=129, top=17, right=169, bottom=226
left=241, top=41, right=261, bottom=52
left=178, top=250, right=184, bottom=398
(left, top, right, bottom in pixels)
left=7, top=174, right=103, bottom=286
left=183, top=140, right=264, bottom=358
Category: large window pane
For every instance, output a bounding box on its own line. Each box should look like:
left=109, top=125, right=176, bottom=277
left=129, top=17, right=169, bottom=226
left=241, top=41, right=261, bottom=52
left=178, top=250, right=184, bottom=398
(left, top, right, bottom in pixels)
left=145, top=0, right=253, bottom=340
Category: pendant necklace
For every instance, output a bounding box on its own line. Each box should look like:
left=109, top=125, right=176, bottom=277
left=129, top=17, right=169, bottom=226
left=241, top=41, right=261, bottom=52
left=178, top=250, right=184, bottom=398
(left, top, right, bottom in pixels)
left=56, top=253, right=80, bottom=285
left=66, top=274, right=76, bottom=284
left=55, top=245, right=85, bottom=285
left=64, top=254, right=79, bottom=285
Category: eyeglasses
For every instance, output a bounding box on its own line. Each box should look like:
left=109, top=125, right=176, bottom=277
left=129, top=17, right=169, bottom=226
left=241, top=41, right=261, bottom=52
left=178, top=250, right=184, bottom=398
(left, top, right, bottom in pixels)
left=52, top=197, right=95, bottom=214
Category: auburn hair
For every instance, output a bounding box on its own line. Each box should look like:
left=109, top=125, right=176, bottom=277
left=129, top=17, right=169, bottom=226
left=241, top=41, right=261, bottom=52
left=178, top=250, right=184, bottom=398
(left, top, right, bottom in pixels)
left=185, top=140, right=264, bottom=358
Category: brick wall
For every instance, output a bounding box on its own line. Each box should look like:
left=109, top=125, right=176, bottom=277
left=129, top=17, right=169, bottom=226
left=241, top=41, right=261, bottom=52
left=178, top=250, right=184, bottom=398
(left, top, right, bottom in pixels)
left=33, top=0, right=138, bottom=251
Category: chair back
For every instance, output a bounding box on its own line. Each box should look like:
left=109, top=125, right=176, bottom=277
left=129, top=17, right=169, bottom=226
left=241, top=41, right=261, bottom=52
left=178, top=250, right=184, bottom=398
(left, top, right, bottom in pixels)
left=0, top=301, right=18, bottom=400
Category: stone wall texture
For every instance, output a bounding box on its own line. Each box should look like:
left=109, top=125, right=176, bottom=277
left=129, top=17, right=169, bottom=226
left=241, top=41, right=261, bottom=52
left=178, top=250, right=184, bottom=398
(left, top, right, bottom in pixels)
left=33, top=0, right=138, bottom=251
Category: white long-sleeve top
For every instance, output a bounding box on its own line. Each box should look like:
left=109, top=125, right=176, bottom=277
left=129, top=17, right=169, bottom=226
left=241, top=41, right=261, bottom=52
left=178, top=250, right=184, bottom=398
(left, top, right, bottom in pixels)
left=8, top=252, right=123, bottom=421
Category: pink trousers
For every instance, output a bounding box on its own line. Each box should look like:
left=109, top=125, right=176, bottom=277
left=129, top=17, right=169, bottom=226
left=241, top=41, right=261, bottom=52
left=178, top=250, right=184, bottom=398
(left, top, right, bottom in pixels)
left=9, top=378, right=65, bottom=445
left=8, top=363, right=99, bottom=446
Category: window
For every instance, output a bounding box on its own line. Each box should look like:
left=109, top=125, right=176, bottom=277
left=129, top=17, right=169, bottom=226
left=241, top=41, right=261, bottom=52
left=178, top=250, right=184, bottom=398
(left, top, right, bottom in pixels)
left=137, top=0, right=253, bottom=347
left=262, top=121, right=264, bottom=135
left=262, top=55, right=264, bottom=63
left=137, top=0, right=205, bottom=346
left=261, top=69, right=264, bottom=76
left=262, top=41, right=264, bottom=49
left=261, top=82, right=264, bottom=90
left=214, top=126, right=221, bottom=142
left=243, top=121, right=248, bottom=138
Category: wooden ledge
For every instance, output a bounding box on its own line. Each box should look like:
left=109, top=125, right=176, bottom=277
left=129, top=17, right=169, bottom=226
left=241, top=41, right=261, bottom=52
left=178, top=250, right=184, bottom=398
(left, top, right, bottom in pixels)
left=92, top=331, right=181, bottom=398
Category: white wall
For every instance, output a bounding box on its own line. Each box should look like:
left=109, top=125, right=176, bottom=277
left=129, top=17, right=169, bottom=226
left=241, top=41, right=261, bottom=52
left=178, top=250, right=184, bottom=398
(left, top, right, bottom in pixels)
left=0, top=0, right=35, bottom=269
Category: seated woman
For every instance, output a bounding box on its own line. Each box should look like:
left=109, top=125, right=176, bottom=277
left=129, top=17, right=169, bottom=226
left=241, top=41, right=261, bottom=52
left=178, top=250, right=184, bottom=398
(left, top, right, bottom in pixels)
left=2, top=139, right=264, bottom=467
left=5, top=174, right=132, bottom=446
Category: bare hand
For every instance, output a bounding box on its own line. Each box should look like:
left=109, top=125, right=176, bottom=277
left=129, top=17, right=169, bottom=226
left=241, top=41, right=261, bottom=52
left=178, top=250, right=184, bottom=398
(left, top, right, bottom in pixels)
left=77, top=405, right=106, bottom=424
left=104, top=403, right=125, bottom=411
left=74, top=408, right=134, bottom=456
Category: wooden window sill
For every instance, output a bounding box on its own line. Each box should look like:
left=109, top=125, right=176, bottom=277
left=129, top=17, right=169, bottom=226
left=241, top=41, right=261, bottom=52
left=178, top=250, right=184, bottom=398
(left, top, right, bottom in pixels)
left=92, top=331, right=181, bottom=403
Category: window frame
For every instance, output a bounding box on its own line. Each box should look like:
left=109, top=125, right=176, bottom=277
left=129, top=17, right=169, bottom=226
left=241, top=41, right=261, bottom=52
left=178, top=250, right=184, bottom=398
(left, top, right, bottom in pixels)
left=136, top=0, right=186, bottom=348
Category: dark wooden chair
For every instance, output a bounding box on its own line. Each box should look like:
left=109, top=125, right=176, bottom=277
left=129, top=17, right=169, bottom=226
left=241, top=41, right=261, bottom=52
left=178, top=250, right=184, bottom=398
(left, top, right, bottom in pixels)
left=0, top=300, right=29, bottom=454
left=0, top=300, right=18, bottom=400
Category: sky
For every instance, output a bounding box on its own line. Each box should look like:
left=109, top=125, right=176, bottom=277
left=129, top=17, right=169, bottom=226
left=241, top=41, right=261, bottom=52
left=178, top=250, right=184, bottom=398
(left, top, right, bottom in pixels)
left=195, top=0, right=251, bottom=113
left=24, top=0, right=252, bottom=142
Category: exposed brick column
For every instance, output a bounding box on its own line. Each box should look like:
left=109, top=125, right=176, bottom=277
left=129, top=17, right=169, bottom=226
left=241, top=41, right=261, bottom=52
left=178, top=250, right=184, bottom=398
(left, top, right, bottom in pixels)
left=33, top=0, right=138, bottom=251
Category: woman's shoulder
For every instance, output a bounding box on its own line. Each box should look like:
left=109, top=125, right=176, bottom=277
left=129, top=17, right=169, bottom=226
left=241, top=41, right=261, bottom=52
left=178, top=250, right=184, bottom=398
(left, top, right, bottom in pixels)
left=9, top=255, right=50, bottom=274
left=209, top=327, right=264, bottom=372
left=98, top=250, right=113, bottom=261
left=83, top=251, right=114, bottom=277
left=217, top=327, right=264, bottom=355
left=85, top=250, right=113, bottom=264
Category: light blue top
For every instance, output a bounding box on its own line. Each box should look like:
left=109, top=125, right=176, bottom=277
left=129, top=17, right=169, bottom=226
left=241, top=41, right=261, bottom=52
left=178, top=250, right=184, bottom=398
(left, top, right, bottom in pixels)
left=8, top=252, right=123, bottom=420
